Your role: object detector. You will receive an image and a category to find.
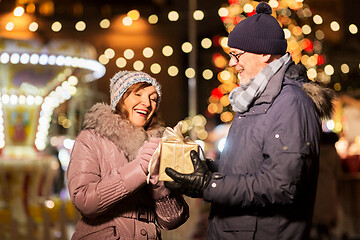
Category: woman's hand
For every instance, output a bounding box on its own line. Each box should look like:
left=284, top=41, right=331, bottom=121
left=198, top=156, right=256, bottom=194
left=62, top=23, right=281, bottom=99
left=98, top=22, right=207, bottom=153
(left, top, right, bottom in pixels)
left=138, top=138, right=161, bottom=174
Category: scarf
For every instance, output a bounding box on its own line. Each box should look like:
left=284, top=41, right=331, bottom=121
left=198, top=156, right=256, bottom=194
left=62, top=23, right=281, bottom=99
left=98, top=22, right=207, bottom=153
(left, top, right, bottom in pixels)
left=229, top=53, right=291, bottom=113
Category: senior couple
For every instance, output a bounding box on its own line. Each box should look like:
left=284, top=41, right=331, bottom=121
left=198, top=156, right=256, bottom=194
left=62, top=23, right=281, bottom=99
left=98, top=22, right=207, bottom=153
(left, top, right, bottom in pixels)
left=67, top=2, right=335, bottom=240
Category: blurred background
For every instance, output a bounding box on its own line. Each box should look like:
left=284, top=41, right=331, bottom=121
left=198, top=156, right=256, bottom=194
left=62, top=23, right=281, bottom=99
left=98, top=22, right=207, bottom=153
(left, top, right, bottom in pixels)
left=0, top=0, right=359, bottom=239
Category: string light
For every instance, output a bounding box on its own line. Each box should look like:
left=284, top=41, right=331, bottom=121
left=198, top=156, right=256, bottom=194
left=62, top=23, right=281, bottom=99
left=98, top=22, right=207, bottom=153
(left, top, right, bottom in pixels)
left=150, top=63, right=161, bottom=74
left=168, top=11, right=179, bottom=21
left=99, top=19, right=110, bottom=28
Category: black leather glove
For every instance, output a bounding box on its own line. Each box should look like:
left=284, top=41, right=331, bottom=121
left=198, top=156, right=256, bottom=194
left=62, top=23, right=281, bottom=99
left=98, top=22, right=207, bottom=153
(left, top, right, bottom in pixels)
left=164, top=150, right=212, bottom=198
left=206, top=158, right=219, bottom=172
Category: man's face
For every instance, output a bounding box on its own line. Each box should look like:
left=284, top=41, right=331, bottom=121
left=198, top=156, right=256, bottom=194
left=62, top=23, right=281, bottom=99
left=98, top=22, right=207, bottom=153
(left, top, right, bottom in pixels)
left=229, top=48, right=270, bottom=85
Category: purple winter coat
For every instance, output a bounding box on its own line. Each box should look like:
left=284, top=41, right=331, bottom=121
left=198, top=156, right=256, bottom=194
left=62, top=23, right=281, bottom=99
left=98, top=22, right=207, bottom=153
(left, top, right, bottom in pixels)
left=203, top=62, right=335, bottom=240
left=67, top=103, right=189, bottom=240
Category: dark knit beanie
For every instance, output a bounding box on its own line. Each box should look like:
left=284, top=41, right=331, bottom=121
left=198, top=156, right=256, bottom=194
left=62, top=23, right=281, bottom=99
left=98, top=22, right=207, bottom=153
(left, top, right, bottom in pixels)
left=228, top=2, right=287, bottom=55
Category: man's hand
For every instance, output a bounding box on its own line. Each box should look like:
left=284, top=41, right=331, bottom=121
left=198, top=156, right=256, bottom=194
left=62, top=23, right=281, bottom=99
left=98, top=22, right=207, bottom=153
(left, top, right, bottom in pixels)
left=164, top=150, right=212, bottom=198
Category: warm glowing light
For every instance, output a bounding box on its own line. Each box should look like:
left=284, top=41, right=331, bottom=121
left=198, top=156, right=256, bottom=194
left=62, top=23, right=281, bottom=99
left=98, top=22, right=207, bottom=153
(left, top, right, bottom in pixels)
left=168, top=66, right=179, bottom=77
left=143, top=47, right=154, bottom=58
left=185, top=68, right=195, bottom=78
left=182, top=42, right=193, bottom=53
left=75, top=21, right=86, bottom=31
left=133, top=60, right=144, bottom=71
left=313, top=15, right=323, bottom=25
left=51, top=22, right=62, bottom=32
left=14, top=6, right=25, bottom=16
left=123, top=16, right=133, bottom=26
left=324, top=65, right=334, bottom=75
left=68, top=76, right=78, bottom=85
left=268, top=0, right=279, bottom=8
left=104, top=48, right=115, bottom=59
left=29, top=22, right=38, bottom=32
left=220, top=111, right=233, bottom=122
left=220, top=70, right=231, bottom=81
left=243, top=4, right=254, bottom=13
left=201, top=38, right=212, bottom=49
left=6, top=22, right=14, bottom=31
left=349, top=24, right=358, bottom=34
left=168, top=11, right=179, bottom=21
left=148, top=14, right=158, bottom=24
left=150, top=63, right=161, bottom=74
left=162, top=46, right=173, bottom=56
left=302, top=25, right=311, bottom=35
left=193, top=10, right=204, bottom=20
left=124, top=49, right=134, bottom=59
left=307, top=68, right=317, bottom=79
left=284, top=29, right=291, bottom=39
left=315, top=30, right=325, bottom=40
left=219, top=37, right=228, bottom=48
left=202, top=69, right=213, bottom=80
left=100, top=19, right=110, bottom=28
left=116, top=57, right=127, bottom=68
left=218, top=7, right=229, bottom=17
left=330, top=21, right=340, bottom=31
left=341, top=64, right=349, bottom=74
left=128, top=10, right=140, bottom=21
left=26, top=3, right=36, bottom=13
left=98, top=55, right=109, bottom=65
left=334, top=83, right=341, bottom=91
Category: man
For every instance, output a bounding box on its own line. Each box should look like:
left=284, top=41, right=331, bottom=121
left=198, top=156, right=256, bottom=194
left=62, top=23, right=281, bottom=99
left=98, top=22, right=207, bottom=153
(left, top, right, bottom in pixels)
left=165, top=2, right=336, bottom=240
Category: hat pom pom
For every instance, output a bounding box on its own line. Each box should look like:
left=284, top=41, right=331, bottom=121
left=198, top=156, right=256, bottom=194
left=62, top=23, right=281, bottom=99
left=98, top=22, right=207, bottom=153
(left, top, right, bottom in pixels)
left=256, top=2, right=272, bottom=15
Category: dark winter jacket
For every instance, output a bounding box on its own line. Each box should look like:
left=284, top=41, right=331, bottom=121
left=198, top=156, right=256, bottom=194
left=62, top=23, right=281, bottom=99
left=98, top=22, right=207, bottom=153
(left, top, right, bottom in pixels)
left=67, top=103, right=189, bottom=240
left=203, top=61, right=335, bottom=240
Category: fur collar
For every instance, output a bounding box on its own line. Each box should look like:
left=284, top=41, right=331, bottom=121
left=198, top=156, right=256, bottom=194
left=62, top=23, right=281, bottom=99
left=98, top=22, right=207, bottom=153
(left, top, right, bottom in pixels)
left=81, top=103, right=164, bottom=161
left=285, top=64, right=337, bottom=119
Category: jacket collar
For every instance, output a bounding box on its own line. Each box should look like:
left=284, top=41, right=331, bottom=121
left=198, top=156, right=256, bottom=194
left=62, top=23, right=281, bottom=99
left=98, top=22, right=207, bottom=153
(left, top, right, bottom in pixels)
left=81, top=103, right=164, bottom=161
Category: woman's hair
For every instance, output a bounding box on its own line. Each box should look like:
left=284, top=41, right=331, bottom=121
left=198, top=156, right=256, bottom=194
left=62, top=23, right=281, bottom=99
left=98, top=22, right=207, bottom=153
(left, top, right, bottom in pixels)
left=114, top=82, right=162, bottom=130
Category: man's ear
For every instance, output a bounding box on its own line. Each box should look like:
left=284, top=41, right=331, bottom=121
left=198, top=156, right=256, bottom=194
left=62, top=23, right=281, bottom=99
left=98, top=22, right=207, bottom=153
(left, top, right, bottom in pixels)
left=262, top=54, right=272, bottom=63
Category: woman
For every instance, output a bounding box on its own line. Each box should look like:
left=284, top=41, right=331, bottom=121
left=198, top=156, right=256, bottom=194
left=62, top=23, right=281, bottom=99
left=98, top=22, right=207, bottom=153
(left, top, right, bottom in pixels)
left=67, top=71, right=189, bottom=240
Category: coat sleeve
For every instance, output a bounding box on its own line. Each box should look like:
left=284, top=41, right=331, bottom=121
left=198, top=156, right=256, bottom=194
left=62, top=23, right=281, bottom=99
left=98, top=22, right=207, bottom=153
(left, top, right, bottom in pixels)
left=67, top=130, right=147, bottom=218
left=203, top=92, right=320, bottom=208
left=153, top=191, right=190, bottom=230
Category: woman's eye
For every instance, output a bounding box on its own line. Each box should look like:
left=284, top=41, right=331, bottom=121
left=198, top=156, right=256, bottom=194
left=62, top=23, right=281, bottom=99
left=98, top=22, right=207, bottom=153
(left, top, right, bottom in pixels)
left=151, top=98, right=157, bottom=102
left=134, top=93, right=141, bottom=96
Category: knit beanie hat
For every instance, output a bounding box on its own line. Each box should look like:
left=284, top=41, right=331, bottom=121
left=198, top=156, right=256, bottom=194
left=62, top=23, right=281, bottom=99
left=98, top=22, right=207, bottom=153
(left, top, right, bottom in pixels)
left=228, top=2, right=287, bottom=55
left=110, top=71, right=161, bottom=110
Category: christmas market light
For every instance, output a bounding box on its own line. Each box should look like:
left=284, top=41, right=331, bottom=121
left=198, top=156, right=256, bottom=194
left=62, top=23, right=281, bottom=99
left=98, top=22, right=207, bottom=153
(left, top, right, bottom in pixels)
left=168, top=66, right=179, bottom=77
left=150, top=63, right=161, bottom=74
left=168, top=11, right=179, bottom=21
left=162, top=45, right=173, bottom=56
left=143, top=47, right=154, bottom=58
left=116, top=57, right=126, bottom=68
left=181, top=42, right=193, bottom=53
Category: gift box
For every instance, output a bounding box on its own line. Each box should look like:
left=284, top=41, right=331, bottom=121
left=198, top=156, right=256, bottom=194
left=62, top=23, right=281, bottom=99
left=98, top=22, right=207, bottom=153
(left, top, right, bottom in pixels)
left=147, top=122, right=199, bottom=182
left=158, top=141, right=198, bottom=181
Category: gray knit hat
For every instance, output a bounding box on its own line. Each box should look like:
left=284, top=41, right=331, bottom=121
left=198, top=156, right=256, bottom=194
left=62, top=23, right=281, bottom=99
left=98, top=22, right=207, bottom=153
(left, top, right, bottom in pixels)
left=228, top=2, right=287, bottom=55
left=110, top=71, right=161, bottom=110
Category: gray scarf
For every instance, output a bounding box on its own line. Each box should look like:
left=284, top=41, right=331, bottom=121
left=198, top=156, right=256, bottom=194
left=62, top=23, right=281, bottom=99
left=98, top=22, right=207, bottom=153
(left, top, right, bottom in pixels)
left=229, top=53, right=291, bottom=113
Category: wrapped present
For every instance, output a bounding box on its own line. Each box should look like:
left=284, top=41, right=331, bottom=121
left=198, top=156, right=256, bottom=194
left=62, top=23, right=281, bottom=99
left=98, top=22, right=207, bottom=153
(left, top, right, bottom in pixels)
left=147, top=122, right=199, bottom=182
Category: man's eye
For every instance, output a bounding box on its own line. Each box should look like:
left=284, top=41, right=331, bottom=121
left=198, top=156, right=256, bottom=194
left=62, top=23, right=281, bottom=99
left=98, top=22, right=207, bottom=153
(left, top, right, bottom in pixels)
left=151, top=98, right=157, bottom=102
left=134, top=93, right=141, bottom=96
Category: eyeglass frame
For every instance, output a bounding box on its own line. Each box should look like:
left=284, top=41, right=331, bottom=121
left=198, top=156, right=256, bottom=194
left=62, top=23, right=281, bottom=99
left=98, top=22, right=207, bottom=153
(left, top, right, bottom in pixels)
left=229, top=50, right=246, bottom=63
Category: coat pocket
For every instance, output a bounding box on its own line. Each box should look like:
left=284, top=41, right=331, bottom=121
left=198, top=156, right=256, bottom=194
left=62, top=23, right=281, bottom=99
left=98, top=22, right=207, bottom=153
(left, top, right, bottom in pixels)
left=77, top=226, right=118, bottom=240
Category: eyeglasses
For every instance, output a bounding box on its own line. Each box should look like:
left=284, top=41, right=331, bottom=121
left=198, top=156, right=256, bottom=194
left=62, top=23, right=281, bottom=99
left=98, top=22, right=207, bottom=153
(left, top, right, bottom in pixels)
left=229, top=50, right=245, bottom=63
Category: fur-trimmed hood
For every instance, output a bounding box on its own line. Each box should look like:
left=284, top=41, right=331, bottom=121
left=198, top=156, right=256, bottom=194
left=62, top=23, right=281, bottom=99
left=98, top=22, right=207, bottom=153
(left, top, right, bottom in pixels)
left=81, top=103, right=164, bottom=161
left=285, top=64, right=337, bottom=119
left=303, top=82, right=336, bottom=120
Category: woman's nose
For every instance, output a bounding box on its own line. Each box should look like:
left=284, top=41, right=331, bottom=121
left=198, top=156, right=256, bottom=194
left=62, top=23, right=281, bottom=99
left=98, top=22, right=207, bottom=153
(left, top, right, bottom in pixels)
left=141, top=96, right=151, bottom=107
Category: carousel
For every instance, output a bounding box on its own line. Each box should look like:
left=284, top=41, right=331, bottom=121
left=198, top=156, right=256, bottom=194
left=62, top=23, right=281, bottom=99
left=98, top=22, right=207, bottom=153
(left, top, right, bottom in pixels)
left=0, top=37, right=105, bottom=239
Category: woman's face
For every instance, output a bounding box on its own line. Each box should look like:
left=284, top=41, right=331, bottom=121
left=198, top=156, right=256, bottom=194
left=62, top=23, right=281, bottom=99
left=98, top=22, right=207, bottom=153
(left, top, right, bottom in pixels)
left=123, top=85, right=158, bottom=127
